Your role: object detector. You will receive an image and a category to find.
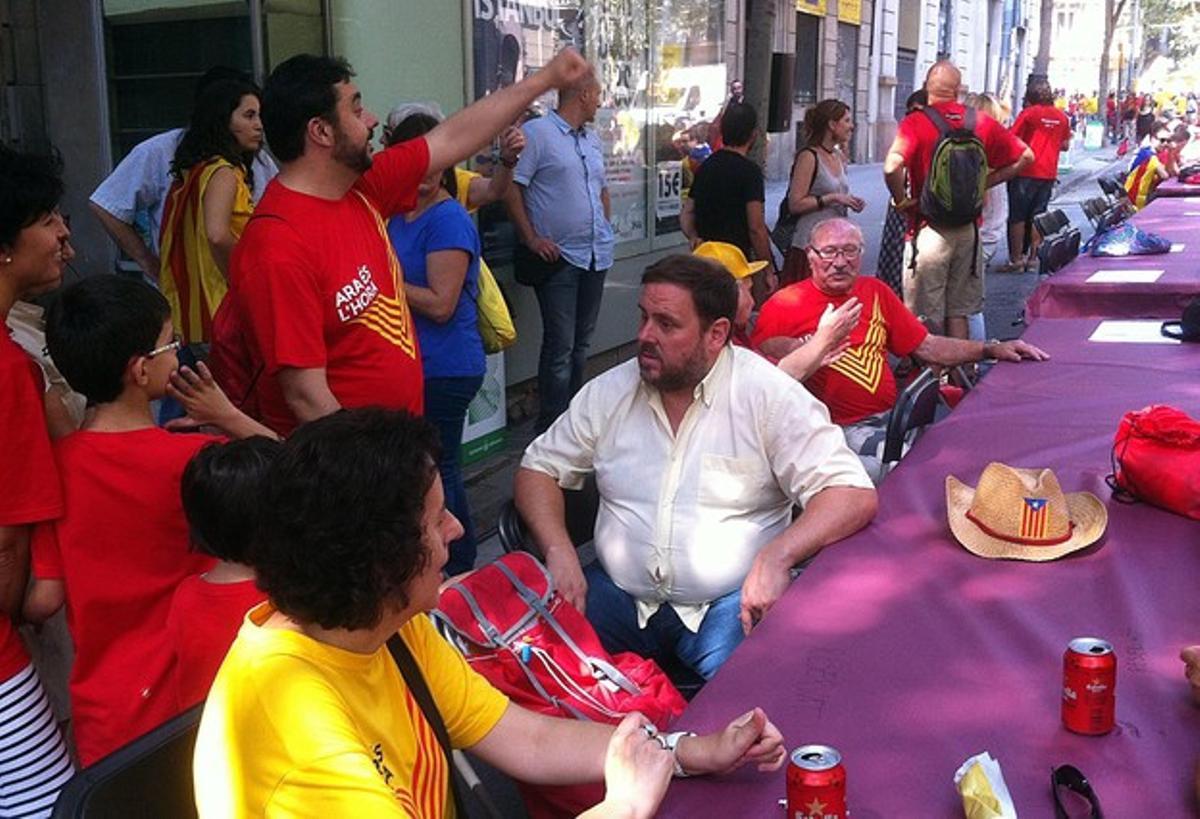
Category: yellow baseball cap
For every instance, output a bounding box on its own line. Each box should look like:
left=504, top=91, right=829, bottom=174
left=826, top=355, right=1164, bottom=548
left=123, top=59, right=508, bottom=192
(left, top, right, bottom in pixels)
left=693, top=241, right=768, bottom=280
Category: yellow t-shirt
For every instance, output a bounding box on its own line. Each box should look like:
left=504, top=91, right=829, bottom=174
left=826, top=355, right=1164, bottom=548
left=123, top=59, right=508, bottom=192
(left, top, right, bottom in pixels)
left=193, top=604, right=509, bottom=818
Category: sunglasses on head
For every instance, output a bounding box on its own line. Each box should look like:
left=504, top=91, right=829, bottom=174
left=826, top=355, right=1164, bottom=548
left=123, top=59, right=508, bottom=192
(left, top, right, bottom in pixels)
left=1051, top=765, right=1103, bottom=819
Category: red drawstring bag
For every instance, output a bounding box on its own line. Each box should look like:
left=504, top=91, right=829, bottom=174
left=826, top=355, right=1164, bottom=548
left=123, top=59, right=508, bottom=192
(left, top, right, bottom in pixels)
left=433, top=553, right=686, bottom=818
left=1109, top=404, right=1200, bottom=519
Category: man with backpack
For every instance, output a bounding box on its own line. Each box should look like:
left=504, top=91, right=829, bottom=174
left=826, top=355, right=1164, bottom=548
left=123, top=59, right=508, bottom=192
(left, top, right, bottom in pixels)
left=883, top=61, right=1032, bottom=339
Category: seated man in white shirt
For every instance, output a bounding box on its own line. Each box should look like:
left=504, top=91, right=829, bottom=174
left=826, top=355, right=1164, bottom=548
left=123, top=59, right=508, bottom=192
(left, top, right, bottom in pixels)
left=515, top=255, right=877, bottom=683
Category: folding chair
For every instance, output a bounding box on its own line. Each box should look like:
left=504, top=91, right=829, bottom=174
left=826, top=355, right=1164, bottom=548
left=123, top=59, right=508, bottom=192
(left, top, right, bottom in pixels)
left=881, top=368, right=941, bottom=470
left=498, top=474, right=599, bottom=559
left=1080, top=196, right=1110, bottom=230
left=1032, top=209, right=1070, bottom=240
left=52, top=706, right=202, bottom=818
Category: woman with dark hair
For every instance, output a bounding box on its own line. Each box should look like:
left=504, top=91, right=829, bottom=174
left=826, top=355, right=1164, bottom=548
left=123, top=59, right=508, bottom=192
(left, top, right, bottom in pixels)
left=0, top=144, right=75, bottom=816
left=384, top=106, right=487, bottom=576
left=193, top=408, right=786, bottom=817
left=875, top=90, right=926, bottom=299
left=777, top=99, right=865, bottom=285
left=159, top=78, right=263, bottom=348
left=1004, top=79, right=1070, bottom=271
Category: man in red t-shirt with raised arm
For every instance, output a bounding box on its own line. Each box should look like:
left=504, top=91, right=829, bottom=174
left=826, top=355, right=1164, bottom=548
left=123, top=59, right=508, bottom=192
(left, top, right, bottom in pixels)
left=883, top=61, right=1032, bottom=341
left=751, top=219, right=1048, bottom=482
left=1006, top=79, right=1071, bottom=272
left=226, top=49, right=589, bottom=435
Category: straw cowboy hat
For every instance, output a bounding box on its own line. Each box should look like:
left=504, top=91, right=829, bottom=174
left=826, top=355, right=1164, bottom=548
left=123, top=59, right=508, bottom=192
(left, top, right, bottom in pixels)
left=946, top=463, right=1108, bottom=561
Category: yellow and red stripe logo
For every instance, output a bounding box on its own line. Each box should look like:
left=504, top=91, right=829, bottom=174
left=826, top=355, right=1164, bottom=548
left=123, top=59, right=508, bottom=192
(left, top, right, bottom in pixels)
left=1020, top=497, right=1049, bottom=540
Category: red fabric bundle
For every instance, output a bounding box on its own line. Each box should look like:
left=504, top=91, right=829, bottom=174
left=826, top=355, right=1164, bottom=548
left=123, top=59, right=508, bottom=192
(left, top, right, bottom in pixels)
left=1112, top=404, right=1200, bottom=519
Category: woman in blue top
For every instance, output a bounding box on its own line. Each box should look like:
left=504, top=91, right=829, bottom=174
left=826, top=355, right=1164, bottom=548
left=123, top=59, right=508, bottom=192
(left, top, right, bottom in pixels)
left=386, top=109, right=485, bottom=575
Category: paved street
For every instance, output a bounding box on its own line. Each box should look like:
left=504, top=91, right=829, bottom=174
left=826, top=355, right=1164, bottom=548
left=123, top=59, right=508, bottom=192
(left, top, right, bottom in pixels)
left=464, top=146, right=1124, bottom=562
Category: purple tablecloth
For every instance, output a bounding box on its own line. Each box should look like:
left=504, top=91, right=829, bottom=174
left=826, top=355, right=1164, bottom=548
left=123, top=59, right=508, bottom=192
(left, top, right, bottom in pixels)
left=1027, top=196, right=1200, bottom=319
left=1155, top=177, right=1200, bottom=198
left=661, top=318, right=1200, bottom=818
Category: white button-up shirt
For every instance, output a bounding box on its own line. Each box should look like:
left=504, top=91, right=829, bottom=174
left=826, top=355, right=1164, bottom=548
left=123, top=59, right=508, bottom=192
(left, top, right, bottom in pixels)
left=521, top=346, right=872, bottom=631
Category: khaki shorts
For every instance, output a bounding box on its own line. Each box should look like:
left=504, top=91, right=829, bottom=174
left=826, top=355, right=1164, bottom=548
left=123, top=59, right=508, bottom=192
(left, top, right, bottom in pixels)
left=902, top=222, right=984, bottom=331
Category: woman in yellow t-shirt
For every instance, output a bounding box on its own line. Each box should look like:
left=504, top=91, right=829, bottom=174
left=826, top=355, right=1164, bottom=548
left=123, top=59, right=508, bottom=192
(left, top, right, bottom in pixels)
left=159, top=79, right=263, bottom=347
left=193, top=409, right=788, bottom=818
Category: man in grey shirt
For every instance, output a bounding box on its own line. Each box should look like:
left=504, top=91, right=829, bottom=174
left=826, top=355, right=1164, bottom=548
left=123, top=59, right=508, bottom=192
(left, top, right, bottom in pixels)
left=507, top=69, right=614, bottom=432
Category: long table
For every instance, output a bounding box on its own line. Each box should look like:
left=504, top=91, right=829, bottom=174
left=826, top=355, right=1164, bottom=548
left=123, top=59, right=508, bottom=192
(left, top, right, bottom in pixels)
left=661, top=318, right=1200, bottom=817
left=1155, top=176, right=1200, bottom=198
left=1027, top=196, right=1200, bottom=319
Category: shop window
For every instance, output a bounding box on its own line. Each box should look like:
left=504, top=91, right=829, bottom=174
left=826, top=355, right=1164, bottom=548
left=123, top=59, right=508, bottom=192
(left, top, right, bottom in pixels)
left=102, top=0, right=326, bottom=161
left=794, top=12, right=820, bottom=107
left=653, top=0, right=726, bottom=237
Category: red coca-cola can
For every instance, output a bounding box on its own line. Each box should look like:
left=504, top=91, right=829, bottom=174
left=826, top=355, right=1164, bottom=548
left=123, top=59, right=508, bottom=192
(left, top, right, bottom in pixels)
left=786, top=745, right=846, bottom=819
left=1062, top=637, right=1116, bottom=735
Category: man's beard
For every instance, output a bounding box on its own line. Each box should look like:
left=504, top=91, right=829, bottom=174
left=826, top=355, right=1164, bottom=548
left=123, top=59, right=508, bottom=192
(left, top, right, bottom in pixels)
left=638, top=342, right=711, bottom=393
left=332, top=123, right=372, bottom=173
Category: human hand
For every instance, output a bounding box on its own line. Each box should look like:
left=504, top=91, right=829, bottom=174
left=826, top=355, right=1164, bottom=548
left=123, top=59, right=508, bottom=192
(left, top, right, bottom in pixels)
left=545, top=48, right=591, bottom=90
left=1181, top=646, right=1200, bottom=705
left=528, top=236, right=561, bottom=263
left=816, top=298, right=862, bottom=346
left=167, top=362, right=238, bottom=429
left=738, top=548, right=791, bottom=635
left=545, top=545, right=588, bottom=612
left=499, top=126, right=525, bottom=165
left=988, top=339, right=1049, bottom=362
left=598, top=713, right=673, bottom=819
left=676, top=708, right=787, bottom=776
left=846, top=195, right=867, bottom=213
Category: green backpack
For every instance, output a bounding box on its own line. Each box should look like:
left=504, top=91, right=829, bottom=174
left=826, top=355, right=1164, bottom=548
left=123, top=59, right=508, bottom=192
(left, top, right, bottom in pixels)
left=919, top=107, right=988, bottom=227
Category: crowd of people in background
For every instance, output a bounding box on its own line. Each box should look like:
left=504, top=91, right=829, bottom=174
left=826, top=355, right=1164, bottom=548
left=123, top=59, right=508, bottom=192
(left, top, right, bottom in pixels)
left=4, top=41, right=1200, bottom=817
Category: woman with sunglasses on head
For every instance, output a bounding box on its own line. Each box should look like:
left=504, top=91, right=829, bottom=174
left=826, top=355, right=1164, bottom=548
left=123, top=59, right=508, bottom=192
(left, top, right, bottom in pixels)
left=776, top=99, right=866, bottom=286
left=0, top=143, right=76, bottom=817
left=159, top=78, right=264, bottom=355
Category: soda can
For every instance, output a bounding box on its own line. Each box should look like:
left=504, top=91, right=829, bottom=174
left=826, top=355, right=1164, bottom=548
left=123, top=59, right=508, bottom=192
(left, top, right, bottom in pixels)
left=786, top=745, right=846, bottom=819
left=1061, top=637, right=1116, bottom=735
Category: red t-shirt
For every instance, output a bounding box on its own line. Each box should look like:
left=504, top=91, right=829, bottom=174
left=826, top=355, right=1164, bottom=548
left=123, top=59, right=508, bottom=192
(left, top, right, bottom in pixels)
left=1012, top=104, right=1071, bottom=180
left=31, top=428, right=219, bottom=766
left=166, top=574, right=264, bottom=710
left=894, top=102, right=1028, bottom=223
left=750, top=277, right=929, bottom=425
left=230, top=138, right=430, bottom=435
left=0, top=333, right=62, bottom=682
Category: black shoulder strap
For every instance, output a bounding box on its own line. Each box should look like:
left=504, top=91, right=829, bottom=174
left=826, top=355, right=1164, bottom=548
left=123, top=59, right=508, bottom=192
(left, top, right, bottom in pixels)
left=807, top=147, right=820, bottom=188
left=387, top=634, right=470, bottom=819
left=963, top=107, right=977, bottom=133
left=922, top=106, right=951, bottom=136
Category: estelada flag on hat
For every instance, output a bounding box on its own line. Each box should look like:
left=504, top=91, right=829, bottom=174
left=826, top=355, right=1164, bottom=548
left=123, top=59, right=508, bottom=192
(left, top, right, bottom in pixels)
left=946, top=463, right=1108, bottom=561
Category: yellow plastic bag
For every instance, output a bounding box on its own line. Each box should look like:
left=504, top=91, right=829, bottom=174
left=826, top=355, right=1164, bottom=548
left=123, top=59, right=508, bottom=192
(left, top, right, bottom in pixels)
left=476, top=258, right=516, bottom=353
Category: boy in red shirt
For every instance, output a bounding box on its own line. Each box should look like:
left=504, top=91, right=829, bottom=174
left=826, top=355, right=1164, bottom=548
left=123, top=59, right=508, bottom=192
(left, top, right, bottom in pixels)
left=168, top=437, right=277, bottom=709
left=1006, top=79, right=1071, bottom=270
left=23, top=275, right=274, bottom=766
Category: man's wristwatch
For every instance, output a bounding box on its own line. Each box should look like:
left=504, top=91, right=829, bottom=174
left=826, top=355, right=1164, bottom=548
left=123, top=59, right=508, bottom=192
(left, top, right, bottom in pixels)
left=983, top=338, right=1001, bottom=359
left=658, top=730, right=697, bottom=778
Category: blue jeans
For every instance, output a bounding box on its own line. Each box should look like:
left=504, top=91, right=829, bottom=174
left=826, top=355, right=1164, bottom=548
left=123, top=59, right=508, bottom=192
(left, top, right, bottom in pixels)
left=534, top=262, right=607, bottom=431
left=424, top=375, right=484, bottom=576
left=583, top=563, right=744, bottom=682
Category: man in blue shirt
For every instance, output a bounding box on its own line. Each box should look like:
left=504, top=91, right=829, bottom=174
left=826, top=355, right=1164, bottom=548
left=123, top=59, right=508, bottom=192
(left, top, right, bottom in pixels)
left=507, top=70, right=614, bottom=432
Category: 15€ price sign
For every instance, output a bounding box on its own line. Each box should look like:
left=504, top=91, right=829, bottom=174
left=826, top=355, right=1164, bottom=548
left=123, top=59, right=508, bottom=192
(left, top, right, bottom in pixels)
left=656, top=161, right=683, bottom=219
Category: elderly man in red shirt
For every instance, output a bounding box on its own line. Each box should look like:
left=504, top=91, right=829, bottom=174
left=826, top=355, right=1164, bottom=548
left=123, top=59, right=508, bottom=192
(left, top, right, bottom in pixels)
left=751, top=218, right=1048, bottom=481
left=884, top=61, right=1032, bottom=340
